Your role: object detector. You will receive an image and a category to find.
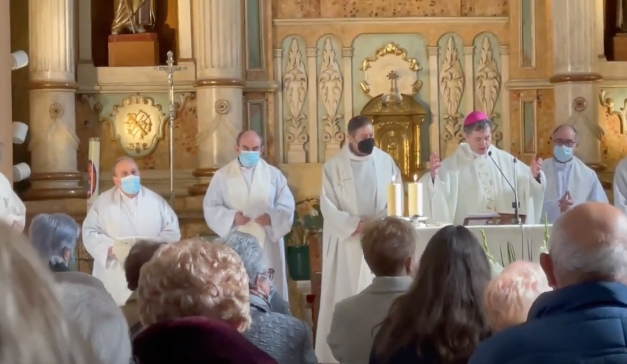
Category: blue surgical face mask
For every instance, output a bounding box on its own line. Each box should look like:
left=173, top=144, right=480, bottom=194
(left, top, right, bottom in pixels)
left=120, top=175, right=141, bottom=195
left=553, top=145, right=574, bottom=162
left=239, top=151, right=260, bottom=168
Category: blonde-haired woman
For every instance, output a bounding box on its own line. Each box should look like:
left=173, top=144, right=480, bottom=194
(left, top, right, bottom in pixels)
left=135, top=238, right=277, bottom=363
left=0, top=221, right=97, bottom=364
left=138, top=237, right=252, bottom=330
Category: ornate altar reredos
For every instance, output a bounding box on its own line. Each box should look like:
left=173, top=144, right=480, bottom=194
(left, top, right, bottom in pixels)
left=358, top=43, right=426, bottom=181
left=361, top=94, right=425, bottom=181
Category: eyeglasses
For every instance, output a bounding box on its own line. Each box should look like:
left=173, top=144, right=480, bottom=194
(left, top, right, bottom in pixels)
left=553, top=138, right=576, bottom=147
left=266, top=268, right=274, bottom=280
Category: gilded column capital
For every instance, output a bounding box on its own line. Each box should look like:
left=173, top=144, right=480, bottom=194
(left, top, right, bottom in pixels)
left=273, top=48, right=284, bottom=59
left=464, top=46, right=475, bottom=55
left=341, top=47, right=353, bottom=58
left=499, top=46, right=510, bottom=55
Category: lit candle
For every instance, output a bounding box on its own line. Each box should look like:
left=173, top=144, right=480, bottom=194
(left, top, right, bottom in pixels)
left=387, top=175, right=403, bottom=217
left=407, top=174, right=423, bottom=217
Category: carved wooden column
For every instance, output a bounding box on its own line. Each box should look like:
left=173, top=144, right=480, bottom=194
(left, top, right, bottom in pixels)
left=550, top=0, right=603, bottom=165
left=189, top=0, right=244, bottom=196
left=0, top=0, right=12, bottom=181
left=26, top=0, right=82, bottom=200
left=427, top=46, right=440, bottom=156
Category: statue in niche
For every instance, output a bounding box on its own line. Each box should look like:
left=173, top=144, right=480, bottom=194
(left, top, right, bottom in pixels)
left=111, top=0, right=156, bottom=35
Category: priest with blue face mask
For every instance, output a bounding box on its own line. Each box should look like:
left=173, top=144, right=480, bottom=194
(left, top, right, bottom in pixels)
left=541, top=124, right=607, bottom=223
left=82, top=156, right=181, bottom=305
left=203, top=130, right=295, bottom=301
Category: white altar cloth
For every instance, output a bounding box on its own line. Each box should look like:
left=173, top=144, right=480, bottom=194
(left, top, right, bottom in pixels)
left=415, top=224, right=550, bottom=263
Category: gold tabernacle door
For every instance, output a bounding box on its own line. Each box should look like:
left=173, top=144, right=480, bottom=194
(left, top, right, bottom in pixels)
left=360, top=94, right=426, bottom=181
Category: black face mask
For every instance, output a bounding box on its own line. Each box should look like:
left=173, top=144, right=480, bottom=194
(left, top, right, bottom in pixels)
left=357, top=137, right=375, bottom=155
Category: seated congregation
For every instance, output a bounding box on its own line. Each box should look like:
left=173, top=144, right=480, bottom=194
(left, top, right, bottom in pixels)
left=5, top=200, right=627, bottom=364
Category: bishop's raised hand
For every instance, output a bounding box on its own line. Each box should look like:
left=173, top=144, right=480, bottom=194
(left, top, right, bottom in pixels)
left=530, top=155, right=543, bottom=178
left=429, top=152, right=441, bottom=180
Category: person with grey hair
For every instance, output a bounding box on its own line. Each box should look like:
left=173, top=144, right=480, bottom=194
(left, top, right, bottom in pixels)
left=29, top=213, right=79, bottom=272
left=470, top=202, right=627, bottom=364
left=420, top=110, right=545, bottom=224
left=222, top=231, right=290, bottom=315
left=55, top=281, right=132, bottom=364
left=542, top=124, right=607, bottom=223
left=222, top=231, right=318, bottom=364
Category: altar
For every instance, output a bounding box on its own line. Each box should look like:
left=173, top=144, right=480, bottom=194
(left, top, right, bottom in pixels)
left=416, top=224, right=549, bottom=263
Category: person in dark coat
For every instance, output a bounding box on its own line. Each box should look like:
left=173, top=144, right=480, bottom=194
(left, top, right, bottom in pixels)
left=470, top=202, right=627, bottom=364
left=133, top=317, right=277, bottom=364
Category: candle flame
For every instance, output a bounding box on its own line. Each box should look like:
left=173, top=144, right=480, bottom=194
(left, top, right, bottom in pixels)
left=413, top=174, right=417, bottom=182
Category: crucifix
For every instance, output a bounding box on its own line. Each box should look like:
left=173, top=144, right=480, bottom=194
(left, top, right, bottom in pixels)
left=155, top=51, right=187, bottom=206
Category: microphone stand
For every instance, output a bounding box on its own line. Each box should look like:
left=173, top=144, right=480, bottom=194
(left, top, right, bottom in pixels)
left=487, top=151, right=522, bottom=224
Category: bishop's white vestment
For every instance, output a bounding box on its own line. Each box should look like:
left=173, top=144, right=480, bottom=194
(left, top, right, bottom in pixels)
left=203, top=158, right=295, bottom=301
left=316, top=146, right=401, bottom=364
left=82, top=187, right=181, bottom=305
left=420, top=143, right=546, bottom=225
left=0, top=172, right=25, bottom=231
left=542, top=156, right=607, bottom=223
left=612, top=157, right=627, bottom=214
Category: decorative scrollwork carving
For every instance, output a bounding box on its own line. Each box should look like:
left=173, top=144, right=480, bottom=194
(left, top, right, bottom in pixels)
left=439, top=36, right=465, bottom=143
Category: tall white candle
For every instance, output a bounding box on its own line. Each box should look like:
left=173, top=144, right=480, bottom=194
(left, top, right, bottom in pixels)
left=387, top=176, right=403, bottom=217
left=87, top=137, right=100, bottom=212
left=407, top=174, right=423, bottom=216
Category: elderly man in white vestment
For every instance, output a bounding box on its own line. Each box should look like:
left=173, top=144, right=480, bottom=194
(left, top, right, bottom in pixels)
left=0, top=171, right=25, bottom=232
left=421, top=111, right=546, bottom=224
left=82, top=157, right=181, bottom=305
left=316, top=115, right=402, bottom=363
left=612, top=155, right=627, bottom=214
left=203, top=130, right=295, bottom=301
left=542, top=124, right=607, bottom=223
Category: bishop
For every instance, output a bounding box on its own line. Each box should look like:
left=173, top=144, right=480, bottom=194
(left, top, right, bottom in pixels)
left=420, top=111, right=546, bottom=224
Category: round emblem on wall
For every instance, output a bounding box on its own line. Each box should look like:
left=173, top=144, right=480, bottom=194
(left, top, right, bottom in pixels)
left=215, top=100, right=230, bottom=115
left=49, top=103, right=64, bottom=118
left=572, top=97, right=587, bottom=112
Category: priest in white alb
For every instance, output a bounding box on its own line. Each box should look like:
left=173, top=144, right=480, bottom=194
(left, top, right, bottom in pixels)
left=203, top=130, right=295, bottom=301
left=0, top=171, right=25, bottom=233
left=613, top=154, right=627, bottom=214
left=421, top=111, right=546, bottom=224
left=82, top=156, right=181, bottom=305
left=542, top=124, right=607, bottom=223
left=316, top=115, right=401, bottom=363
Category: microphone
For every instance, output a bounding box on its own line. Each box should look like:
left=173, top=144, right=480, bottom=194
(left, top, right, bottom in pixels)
left=487, top=151, right=522, bottom=224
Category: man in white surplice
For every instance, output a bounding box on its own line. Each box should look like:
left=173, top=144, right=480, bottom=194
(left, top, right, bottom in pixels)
left=420, top=111, right=546, bottom=225
left=203, top=130, right=295, bottom=301
left=542, top=124, right=607, bottom=223
left=612, top=154, right=627, bottom=214
left=0, top=172, right=25, bottom=233
left=316, top=116, right=401, bottom=364
left=82, top=157, right=181, bottom=305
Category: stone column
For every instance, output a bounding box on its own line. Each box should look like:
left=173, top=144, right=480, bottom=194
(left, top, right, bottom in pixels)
left=26, top=0, right=82, bottom=200
left=427, top=46, right=440, bottom=156
left=0, top=0, right=12, bottom=182
left=500, top=46, right=511, bottom=151
left=189, top=0, right=244, bottom=196
left=550, top=0, right=602, bottom=166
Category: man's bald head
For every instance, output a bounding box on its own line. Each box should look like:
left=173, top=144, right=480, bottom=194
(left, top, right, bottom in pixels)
left=112, top=157, right=139, bottom=188
left=542, top=202, right=627, bottom=288
left=234, top=131, right=263, bottom=154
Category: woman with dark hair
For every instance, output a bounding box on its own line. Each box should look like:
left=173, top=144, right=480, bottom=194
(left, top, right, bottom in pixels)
left=369, top=225, right=492, bottom=364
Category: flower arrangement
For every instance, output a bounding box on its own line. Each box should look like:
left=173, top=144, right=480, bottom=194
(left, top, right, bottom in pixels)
left=285, top=198, right=323, bottom=247
left=481, top=214, right=551, bottom=278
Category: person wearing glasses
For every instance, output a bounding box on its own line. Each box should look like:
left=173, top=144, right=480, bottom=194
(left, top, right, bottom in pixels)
left=542, top=124, right=607, bottom=223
